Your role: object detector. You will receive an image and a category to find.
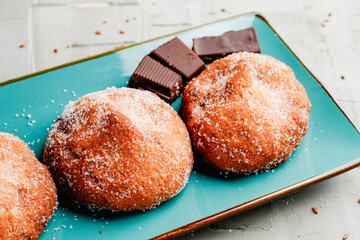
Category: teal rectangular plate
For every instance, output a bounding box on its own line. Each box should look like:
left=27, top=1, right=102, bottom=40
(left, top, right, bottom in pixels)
left=1, top=13, right=360, bottom=240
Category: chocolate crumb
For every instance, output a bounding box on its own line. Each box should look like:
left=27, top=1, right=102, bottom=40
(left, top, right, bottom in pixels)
left=19, top=44, right=26, bottom=48
left=221, top=8, right=226, bottom=12
left=115, top=45, right=124, bottom=50
left=341, top=75, right=345, bottom=80
left=324, top=19, right=329, bottom=23
left=120, top=30, right=125, bottom=34
left=357, top=199, right=360, bottom=203
left=54, top=48, right=58, bottom=54
left=100, top=230, right=103, bottom=234
left=312, top=206, right=319, bottom=214
left=343, top=233, right=348, bottom=240
left=321, top=23, right=326, bottom=27
left=95, top=30, right=101, bottom=35
left=328, top=12, right=332, bottom=17
left=125, top=19, right=129, bottom=23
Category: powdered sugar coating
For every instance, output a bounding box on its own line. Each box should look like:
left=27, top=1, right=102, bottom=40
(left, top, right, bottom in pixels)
left=182, top=52, right=311, bottom=174
left=43, top=87, right=193, bottom=211
left=0, top=132, right=58, bottom=240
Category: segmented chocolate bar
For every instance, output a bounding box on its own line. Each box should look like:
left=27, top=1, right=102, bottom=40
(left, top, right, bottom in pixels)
left=151, top=37, right=205, bottom=83
left=128, top=56, right=182, bottom=103
left=193, top=27, right=261, bottom=61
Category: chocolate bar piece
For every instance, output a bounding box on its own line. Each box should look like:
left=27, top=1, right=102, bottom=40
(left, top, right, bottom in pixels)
left=151, top=37, right=205, bottom=83
left=193, top=27, right=261, bottom=61
left=128, top=56, right=183, bottom=103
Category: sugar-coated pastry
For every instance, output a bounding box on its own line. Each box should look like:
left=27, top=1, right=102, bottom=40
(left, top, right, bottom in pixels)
left=43, top=87, right=193, bottom=211
left=0, top=132, right=58, bottom=240
left=181, top=52, right=310, bottom=174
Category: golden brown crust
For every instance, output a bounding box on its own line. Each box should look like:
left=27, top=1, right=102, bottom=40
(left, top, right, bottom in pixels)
left=0, top=132, right=58, bottom=240
left=43, top=87, right=193, bottom=211
left=181, top=52, right=311, bottom=174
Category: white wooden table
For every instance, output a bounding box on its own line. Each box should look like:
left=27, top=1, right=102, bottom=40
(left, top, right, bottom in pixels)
left=1, top=0, right=359, bottom=239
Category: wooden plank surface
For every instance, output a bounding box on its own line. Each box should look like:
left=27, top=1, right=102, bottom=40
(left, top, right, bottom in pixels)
left=0, top=0, right=359, bottom=239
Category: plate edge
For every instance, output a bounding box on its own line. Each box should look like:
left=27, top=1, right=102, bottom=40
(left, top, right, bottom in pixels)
left=152, top=157, right=360, bottom=240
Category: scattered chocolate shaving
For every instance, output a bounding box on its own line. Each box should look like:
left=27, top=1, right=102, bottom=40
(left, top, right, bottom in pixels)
left=312, top=206, right=319, bottom=214
left=19, top=44, right=26, bottom=48
left=341, top=75, right=345, bottom=80
left=357, top=199, right=360, bottom=203
left=321, top=13, right=331, bottom=27
left=100, top=230, right=103, bottom=234
left=328, top=12, right=332, bottom=17
left=120, top=30, right=125, bottom=34
left=95, top=30, right=101, bottom=35
left=221, top=8, right=226, bottom=12
left=54, top=48, right=58, bottom=54
left=125, top=19, right=129, bottom=23
left=343, top=233, right=348, bottom=240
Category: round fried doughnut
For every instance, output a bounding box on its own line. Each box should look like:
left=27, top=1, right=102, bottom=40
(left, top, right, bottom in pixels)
left=43, top=87, right=193, bottom=211
left=0, top=132, right=57, bottom=240
left=182, top=52, right=311, bottom=174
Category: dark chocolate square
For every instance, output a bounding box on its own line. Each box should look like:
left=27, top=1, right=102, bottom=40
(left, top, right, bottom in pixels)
left=128, top=56, right=183, bottom=103
left=151, top=37, right=205, bottom=83
left=193, top=27, right=261, bottom=61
